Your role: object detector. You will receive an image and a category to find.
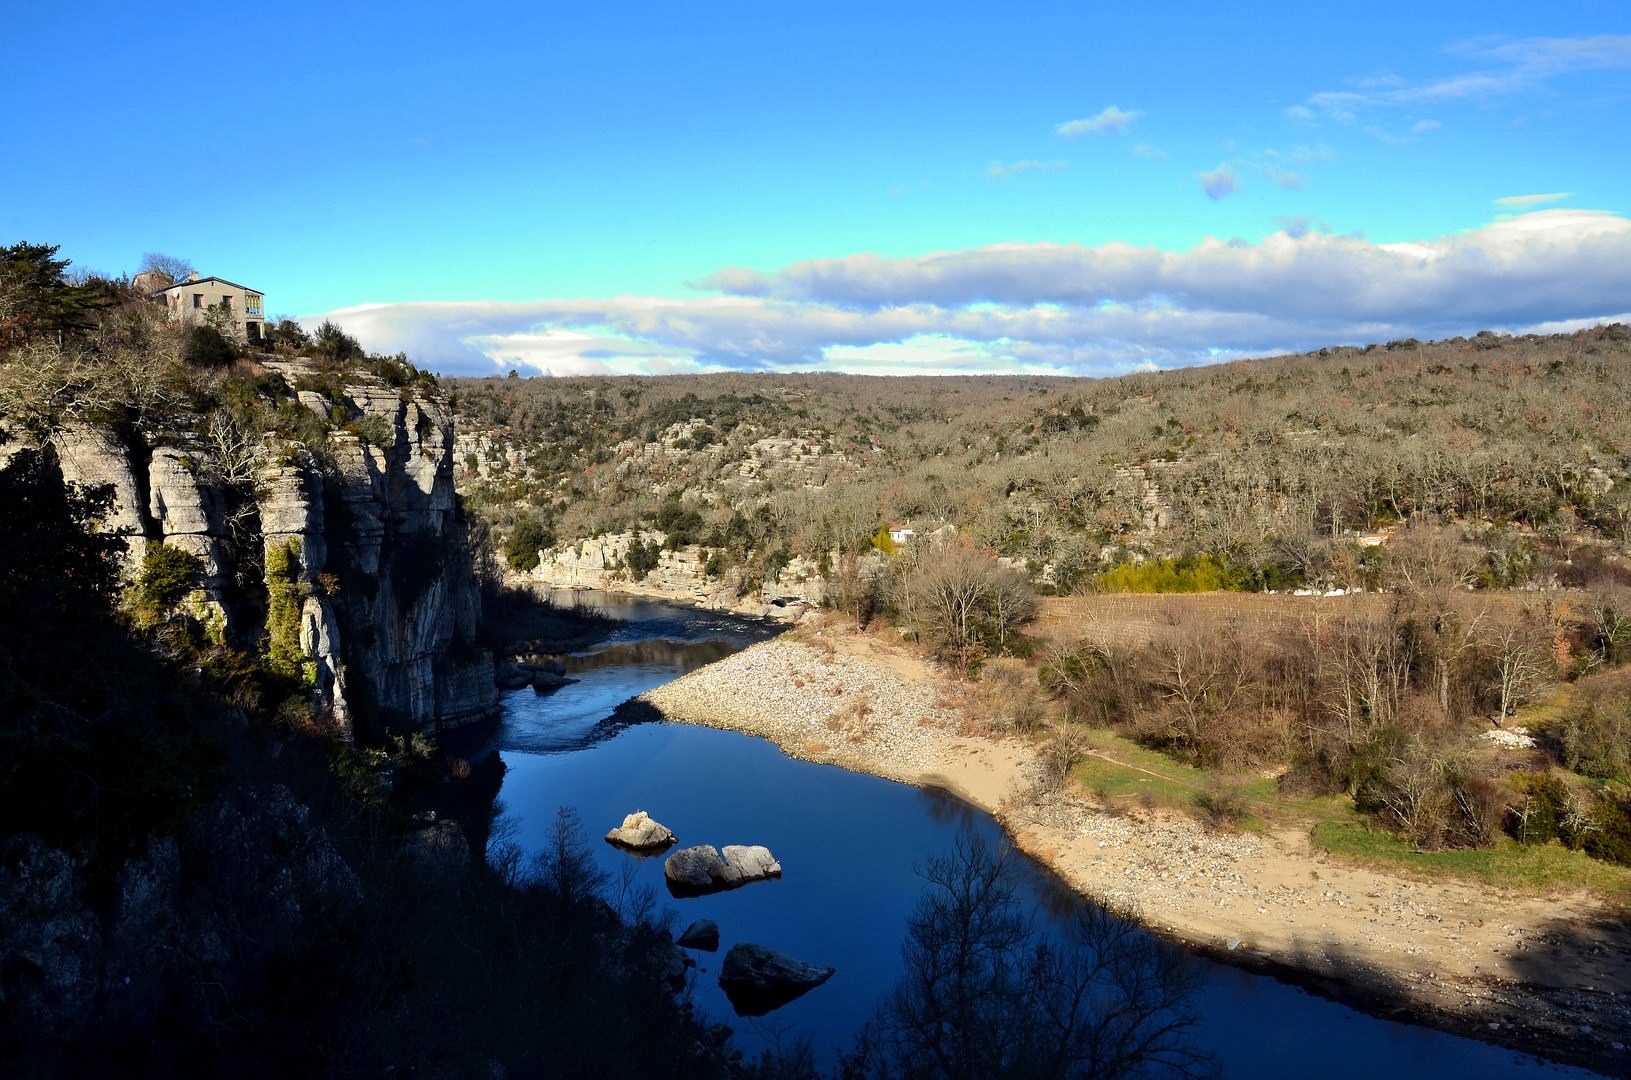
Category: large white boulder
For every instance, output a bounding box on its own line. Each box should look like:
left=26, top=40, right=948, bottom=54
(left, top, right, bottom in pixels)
left=604, top=810, right=676, bottom=851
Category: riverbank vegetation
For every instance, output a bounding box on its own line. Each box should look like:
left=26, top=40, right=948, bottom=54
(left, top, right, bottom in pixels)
left=451, top=326, right=1629, bottom=597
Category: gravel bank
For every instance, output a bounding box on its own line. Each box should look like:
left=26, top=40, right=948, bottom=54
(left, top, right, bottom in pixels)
left=641, top=637, right=962, bottom=782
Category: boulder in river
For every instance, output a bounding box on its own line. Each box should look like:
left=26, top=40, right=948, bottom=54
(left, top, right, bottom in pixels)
left=663, top=844, right=781, bottom=895
left=677, top=919, right=720, bottom=952
left=493, top=663, right=532, bottom=691
left=604, top=810, right=677, bottom=851
left=528, top=668, right=574, bottom=692
left=722, top=844, right=780, bottom=880
left=718, top=942, right=834, bottom=1016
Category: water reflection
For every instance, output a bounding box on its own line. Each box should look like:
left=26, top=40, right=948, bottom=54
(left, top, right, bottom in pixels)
left=844, top=830, right=1214, bottom=1080
left=559, top=637, right=741, bottom=674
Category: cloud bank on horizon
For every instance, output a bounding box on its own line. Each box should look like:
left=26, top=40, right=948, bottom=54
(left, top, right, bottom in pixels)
left=321, top=208, right=1631, bottom=379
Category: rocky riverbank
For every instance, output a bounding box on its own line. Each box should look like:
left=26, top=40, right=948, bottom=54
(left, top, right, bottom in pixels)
left=638, top=630, right=1631, bottom=1077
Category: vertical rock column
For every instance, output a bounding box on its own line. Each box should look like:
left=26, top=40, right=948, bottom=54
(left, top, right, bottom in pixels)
left=145, top=445, right=233, bottom=640
left=259, top=451, right=352, bottom=735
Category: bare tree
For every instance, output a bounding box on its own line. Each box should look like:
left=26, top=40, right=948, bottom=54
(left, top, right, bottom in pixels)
left=1303, top=603, right=1409, bottom=773
left=138, top=252, right=196, bottom=286
left=1487, top=613, right=1555, bottom=722
left=1147, top=618, right=1251, bottom=762
left=203, top=408, right=264, bottom=487
left=1388, top=522, right=1478, bottom=593
left=1583, top=585, right=1631, bottom=668
left=895, top=535, right=1034, bottom=664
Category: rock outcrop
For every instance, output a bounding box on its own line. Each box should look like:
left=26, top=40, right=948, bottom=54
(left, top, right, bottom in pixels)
left=528, top=531, right=825, bottom=619
left=50, top=421, right=151, bottom=570
left=38, top=362, right=496, bottom=737
left=663, top=843, right=782, bottom=895
left=604, top=811, right=676, bottom=851
left=718, top=943, right=834, bottom=1016
left=315, top=382, right=495, bottom=732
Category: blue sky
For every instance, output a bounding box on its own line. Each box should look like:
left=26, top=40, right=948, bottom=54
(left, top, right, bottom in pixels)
left=5, top=2, right=1629, bottom=376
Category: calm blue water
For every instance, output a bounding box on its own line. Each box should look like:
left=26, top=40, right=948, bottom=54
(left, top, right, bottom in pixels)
left=487, top=592, right=1598, bottom=1077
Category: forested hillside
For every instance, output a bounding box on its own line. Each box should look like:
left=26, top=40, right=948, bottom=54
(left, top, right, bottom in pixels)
left=451, top=326, right=1630, bottom=596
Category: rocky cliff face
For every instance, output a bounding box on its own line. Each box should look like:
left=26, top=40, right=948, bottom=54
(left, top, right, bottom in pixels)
left=45, top=365, right=495, bottom=737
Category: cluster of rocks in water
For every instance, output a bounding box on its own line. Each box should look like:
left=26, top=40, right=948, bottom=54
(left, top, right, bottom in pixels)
left=601, top=810, right=833, bottom=1015
left=495, top=657, right=575, bottom=693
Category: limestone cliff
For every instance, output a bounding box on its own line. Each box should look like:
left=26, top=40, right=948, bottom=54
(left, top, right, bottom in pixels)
left=43, top=363, right=496, bottom=736
left=528, top=529, right=825, bottom=620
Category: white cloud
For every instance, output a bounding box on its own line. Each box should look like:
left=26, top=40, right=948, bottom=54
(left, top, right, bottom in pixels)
left=985, top=158, right=1068, bottom=180
left=1455, top=33, right=1631, bottom=75
left=1493, top=191, right=1574, bottom=207
left=1411, top=119, right=1442, bottom=135
left=1292, top=33, right=1631, bottom=126
left=1132, top=143, right=1167, bottom=160
left=319, top=210, right=1631, bottom=379
left=1198, top=164, right=1238, bottom=200
left=1056, top=105, right=1141, bottom=137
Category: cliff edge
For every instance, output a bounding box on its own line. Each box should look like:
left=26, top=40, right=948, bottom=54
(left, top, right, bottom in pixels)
left=42, top=359, right=495, bottom=736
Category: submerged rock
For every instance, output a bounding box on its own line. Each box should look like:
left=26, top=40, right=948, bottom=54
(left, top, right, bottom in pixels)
left=677, top=919, right=720, bottom=952
left=663, top=844, right=781, bottom=895
left=718, top=943, right=834, bottom=1016
left=604, top=811, right=677, bottom=851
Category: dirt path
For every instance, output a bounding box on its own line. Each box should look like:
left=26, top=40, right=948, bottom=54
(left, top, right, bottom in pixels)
left=640, top=625, right=1631, bottom=1076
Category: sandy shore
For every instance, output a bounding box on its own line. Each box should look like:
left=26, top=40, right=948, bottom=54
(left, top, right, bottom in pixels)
left=638, top=629, right=1631, bottom=1076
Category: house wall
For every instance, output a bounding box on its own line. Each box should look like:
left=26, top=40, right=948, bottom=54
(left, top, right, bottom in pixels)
left=161, top=278, right=265, bottom=342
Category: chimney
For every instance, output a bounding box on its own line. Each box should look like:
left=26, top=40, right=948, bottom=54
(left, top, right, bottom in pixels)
left=187, top=272, right=200, bottom=282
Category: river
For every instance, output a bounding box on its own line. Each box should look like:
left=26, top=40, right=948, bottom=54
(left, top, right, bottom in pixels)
left=482, top=592, right=1596, bottom=1077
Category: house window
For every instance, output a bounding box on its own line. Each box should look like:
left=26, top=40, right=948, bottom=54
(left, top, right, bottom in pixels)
left=192, top=293, right=203, bottom=308
left=220, top=295, right=232, bottom=311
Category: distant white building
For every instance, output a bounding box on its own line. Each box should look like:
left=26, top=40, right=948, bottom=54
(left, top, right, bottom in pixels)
left=150, top=273, right=265, bottom=343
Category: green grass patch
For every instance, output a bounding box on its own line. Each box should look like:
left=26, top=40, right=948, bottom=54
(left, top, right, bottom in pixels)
left=1238, top=777, right=1364, bottom=824
left=1509, top=685, right=1574, bottom=734
left=1312, top=820, right=1631, bottom=899
left=1070, top=728, right=1273, bottom=830
left=1070, top=728, right=1209, bottom=807
left=1069, top=754, right=1198, bottom=810
left=1069, top=728, right=1379, bottom=834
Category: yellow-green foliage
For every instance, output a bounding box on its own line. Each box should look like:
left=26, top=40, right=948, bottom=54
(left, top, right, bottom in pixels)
left=1093, top=554, right=1234, bottom=593
left=265, top=539, right=310, bottom=683
left=131, top=541, right=202, bottom=627
left=869, top=524, right=896, bottom=555
left=189, top=592, right=228, bottom=646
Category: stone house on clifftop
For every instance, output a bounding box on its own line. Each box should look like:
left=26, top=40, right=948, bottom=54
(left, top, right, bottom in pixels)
left=149, top=272, right=265, bottom=343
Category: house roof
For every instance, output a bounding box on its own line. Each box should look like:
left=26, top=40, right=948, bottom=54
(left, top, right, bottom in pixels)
left=149, top=275, right=262, bottom=298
